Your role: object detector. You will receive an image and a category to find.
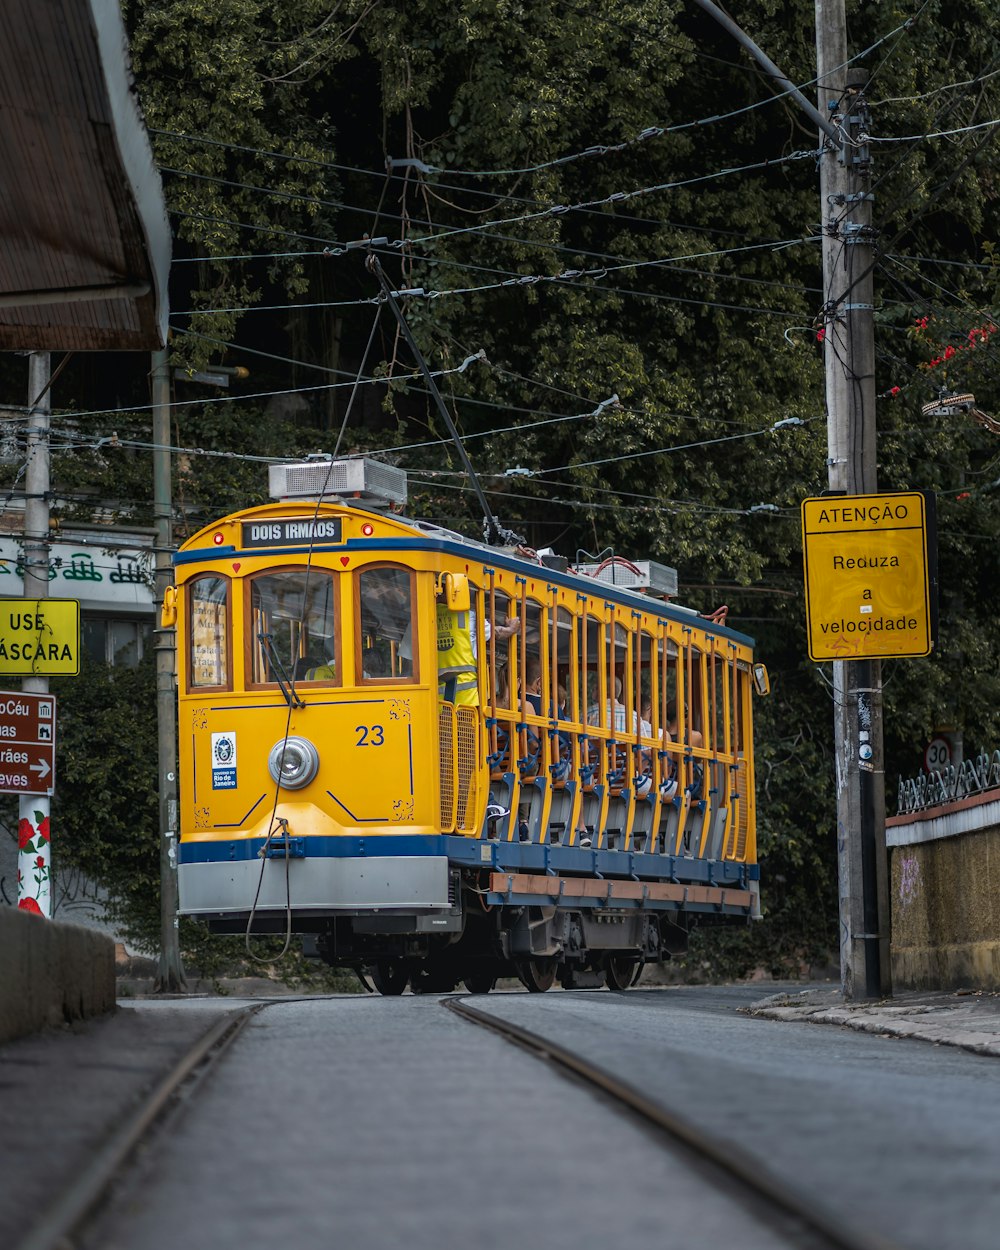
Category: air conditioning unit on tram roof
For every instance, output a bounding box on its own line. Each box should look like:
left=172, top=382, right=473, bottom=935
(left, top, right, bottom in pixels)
left=575, top=556, right=678, bottom=600
left=268, top=457, right=408, bottom=510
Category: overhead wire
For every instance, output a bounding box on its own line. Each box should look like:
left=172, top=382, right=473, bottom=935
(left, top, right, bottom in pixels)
left=155, top=133, right=767, bottom=238
left=169, top=323, right=765, bottom=435
left=7, top=352, right=489, bottom=425
left=382, top=18, right=913, bottom=179
left=488, top=415, right=820, bottom=479
left=173, top=234, right=816, bottom=318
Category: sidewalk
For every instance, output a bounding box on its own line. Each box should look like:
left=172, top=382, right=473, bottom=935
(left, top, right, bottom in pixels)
left=749, top=987, right=1000, bottom=1057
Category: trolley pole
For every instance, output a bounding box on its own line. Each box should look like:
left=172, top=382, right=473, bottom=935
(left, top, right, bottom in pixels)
left=152, top=348, right=186, bottom=991
left=18, top=352, right=52, bottom=916
left=816, top=4, right=889, bottom=999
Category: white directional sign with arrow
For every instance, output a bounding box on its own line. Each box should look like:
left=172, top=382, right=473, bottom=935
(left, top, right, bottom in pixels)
left=0, top=692, right=56, bottom=795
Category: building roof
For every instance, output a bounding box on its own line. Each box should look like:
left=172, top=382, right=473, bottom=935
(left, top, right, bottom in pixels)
left=0, top=0, right=170, bottom=351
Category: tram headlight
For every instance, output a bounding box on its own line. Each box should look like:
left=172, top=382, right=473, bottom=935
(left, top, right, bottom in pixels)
left=267, top=737, right=320, bottom=789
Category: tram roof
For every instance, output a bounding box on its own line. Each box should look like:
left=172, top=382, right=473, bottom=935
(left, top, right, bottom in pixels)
left=177, top=498, right=758, bottom=650
left=0, top=0, right=170, bottom=350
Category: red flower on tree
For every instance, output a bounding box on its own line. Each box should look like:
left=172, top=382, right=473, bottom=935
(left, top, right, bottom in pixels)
left=35, top=855, right=45, bottom=869
left=18, top=897, right=42, bottom=915
left=37, top=817, right=50, bottom=843
left=18, top=818, right=34, bottom=849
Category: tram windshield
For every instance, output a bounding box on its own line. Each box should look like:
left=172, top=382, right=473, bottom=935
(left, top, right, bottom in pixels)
left=248, top=570, right=337, bottom=685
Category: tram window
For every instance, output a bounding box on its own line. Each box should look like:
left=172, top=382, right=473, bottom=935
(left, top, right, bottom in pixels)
left=638, top=631, right=655, bottom=737
left=710, top=653, right=726, bottom=755
left=189, top=575, right=230, bottom=689
left=488, top=590, right=514, bottom=709
left=555, top=607, right=575, bottom=720
left=734, top=665, right=747, bottom=754
left=583, top=613, right=604, bottom=723
left=248, top=570, right=337, bottom=686
left=357, top=566, right=415, bottom=681
left=662, top=638, right=678, bottom=726
left=687, top=648, right=706, bottom=746
left=519, top=600, right=544, bottom=710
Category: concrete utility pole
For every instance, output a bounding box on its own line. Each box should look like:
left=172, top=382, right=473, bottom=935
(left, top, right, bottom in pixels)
left=692, top=0, right=889, bottom=998
left=815, top=2, right=888, bottom=1000
left=152, top=348, right=186, bottom=991
left=18, top=352, right=52, bottom=917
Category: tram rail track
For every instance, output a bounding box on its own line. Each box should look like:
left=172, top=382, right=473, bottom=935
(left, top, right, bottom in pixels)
left=14, top=992, right=914, bottom=1250
left=445, top=995, right=907, bottom=1250
left=14, top=1003, right=264, bottom=1250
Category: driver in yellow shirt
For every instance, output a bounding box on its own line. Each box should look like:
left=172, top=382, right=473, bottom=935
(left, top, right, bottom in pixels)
left=436, top=598, right=519, bottom=706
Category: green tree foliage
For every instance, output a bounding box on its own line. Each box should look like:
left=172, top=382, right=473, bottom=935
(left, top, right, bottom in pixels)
left=48, top=654, right=161, bottom=945
left=10, top=1, right=1000, bottom=975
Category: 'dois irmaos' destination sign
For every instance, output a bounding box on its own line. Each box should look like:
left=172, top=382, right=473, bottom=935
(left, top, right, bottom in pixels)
left=241, top=518, right=343, bottom=548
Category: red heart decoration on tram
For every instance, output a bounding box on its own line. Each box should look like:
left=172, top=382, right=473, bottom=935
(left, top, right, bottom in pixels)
left=232, top=563, right=241, bottom=572
left=340, top=556, right=350, bottom=566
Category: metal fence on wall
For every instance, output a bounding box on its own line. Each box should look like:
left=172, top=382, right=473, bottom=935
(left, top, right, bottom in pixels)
left=896, top=748, right=1000, bottom=816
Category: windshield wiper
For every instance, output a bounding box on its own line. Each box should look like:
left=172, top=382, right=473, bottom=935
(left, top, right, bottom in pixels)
left=258, top=632, right=305, bottom=708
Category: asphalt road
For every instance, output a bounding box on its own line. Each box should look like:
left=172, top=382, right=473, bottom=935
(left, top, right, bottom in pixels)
left=43, top=985, right=1000, bottom=1250
left=475, top=985, right=1000, bottom=1250
left=82, top=993, right=814, bottom=1250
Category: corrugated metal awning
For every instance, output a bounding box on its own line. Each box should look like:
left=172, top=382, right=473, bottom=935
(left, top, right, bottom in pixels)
left=0, top=0, right=170, bottom=351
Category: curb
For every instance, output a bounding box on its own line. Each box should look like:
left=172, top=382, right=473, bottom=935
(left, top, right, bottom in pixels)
left=747, top=989, right=1000, bottom=1058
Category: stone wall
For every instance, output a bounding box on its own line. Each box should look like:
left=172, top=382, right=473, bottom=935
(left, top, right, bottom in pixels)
left=888, top=791, right=1000, bottom=990
left=0, top=908, right=116, bottom=1043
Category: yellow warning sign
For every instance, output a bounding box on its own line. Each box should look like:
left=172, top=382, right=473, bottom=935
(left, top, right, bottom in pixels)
left=0, top=600, right=80, bottom=675
left=801, top=493, right=932, bottom=661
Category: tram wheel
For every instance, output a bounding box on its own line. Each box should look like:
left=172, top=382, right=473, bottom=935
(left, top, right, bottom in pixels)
left=630, top=961, right=646, bottom=988
left=463, top=970, right=497, bottom=994
left=603, top=955, right=635, bottom=992
left=371, top=959, right=409, bottom=996
left=515, top=957, right=558, bottom=993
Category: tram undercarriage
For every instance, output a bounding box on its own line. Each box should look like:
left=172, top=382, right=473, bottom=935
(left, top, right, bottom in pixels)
left=198, top=866, right=745, bottom=994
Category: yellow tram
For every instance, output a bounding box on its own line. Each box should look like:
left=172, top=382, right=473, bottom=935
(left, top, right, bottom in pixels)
left=168, top=458, right=768, bottom=992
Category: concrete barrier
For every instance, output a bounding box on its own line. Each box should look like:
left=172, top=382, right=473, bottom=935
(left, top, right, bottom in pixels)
left=888, top=790, right=1000, bottom=990
left=0, top=908, right=116, bottom=1043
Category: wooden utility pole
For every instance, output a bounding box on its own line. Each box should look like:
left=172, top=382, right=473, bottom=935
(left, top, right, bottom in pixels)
left=815, top=2, right=889, bottom=999
left=693, top=0, right=890, bottom=998
left=152, top=348, right=186, bottom=991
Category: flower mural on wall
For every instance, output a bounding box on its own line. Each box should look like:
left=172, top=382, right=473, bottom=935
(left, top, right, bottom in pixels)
left=17, top=808, right=50, bottom=915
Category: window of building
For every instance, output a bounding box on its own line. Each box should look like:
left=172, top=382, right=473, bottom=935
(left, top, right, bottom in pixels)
left=82, top=617, right=153, bottom=667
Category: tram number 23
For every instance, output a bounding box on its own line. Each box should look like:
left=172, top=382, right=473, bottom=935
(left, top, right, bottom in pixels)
left=355, top=724, right=385, bottom=747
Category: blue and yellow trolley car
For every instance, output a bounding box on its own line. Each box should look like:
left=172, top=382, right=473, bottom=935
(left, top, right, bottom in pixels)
left=168, top=458, right=768, bottom=992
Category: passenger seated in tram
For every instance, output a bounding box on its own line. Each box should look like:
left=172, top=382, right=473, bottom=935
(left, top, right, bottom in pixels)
left=361, top=646, right=388, bottom=679
left=522, top=657, right=543, bottom=714
left=666, top=699, right=703, bottom=748
left=643, top=698, right=677, bottom=801
left=292, top=648, right=336, bottom=682
left=588, top=676, right=651, bottom=737
left=666, top=699, right=704, bottom=798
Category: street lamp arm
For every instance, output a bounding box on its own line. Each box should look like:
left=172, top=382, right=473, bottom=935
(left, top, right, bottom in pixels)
left=689, top=0, right=842, bottom=144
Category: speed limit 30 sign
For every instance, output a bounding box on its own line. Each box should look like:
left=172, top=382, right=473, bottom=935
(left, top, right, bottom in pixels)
left=924, top=737, right=952, bottom=773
